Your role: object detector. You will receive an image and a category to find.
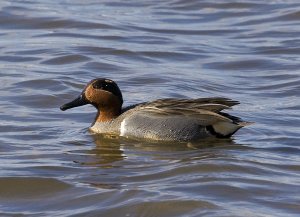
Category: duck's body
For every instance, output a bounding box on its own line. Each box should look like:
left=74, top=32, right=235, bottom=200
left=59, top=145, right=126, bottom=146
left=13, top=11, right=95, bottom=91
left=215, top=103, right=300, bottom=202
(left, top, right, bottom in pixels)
left=61, top=79, right=250, bottom=142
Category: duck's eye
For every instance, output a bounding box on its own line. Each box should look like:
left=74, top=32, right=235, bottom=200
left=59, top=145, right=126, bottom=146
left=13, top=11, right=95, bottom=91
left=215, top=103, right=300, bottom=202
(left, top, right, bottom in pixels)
left=92, top=81, right=113, bottom=91
left=91, top=79, right=122, bottom=103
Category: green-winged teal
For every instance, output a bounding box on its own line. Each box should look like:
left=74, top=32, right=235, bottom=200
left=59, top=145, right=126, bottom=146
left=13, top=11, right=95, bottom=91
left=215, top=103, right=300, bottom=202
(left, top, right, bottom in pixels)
left=60, top=78, right=251, bottom=141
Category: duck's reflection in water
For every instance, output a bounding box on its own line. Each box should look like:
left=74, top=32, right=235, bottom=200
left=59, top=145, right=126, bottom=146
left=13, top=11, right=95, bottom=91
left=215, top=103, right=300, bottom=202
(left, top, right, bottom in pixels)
left=77, top=134, right=246, bottom=190
left=83, top=134, right=127, bottom=167
left=80, top=133, right=241, bottom=167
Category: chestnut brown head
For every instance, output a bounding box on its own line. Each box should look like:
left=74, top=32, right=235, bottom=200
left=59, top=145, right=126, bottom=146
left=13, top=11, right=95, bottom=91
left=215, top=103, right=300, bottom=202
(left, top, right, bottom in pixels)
left=60, top=78, right=123, bottom=112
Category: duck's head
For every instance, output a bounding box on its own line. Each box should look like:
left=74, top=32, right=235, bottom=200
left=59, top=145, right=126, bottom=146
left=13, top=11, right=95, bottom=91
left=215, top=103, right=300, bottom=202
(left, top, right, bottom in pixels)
left=60, top=78, right=123, bottom=121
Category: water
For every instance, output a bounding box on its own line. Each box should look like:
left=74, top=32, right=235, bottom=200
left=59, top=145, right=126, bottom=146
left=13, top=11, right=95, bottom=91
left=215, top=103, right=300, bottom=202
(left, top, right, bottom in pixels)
left=1, top=0, right=300, bottom=216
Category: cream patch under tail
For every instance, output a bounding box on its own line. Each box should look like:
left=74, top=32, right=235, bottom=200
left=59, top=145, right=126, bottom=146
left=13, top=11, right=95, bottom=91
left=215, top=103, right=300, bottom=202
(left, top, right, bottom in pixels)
left=210, top=121, right=253, bottom=138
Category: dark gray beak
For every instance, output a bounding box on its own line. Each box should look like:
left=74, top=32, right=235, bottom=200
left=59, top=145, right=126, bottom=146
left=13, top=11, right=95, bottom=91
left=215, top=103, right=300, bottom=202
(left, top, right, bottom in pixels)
left=60, top=94, right=88, bottom=111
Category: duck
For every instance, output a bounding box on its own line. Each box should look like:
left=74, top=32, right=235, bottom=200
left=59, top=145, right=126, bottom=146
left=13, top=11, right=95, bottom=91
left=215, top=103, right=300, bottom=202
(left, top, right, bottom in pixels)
left=60, top=78, right=251, bottom=142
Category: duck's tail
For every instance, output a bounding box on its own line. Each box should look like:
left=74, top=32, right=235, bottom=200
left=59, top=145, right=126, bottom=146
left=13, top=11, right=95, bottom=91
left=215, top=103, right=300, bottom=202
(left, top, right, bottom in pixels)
left=207, top=121, right=253, bottom=138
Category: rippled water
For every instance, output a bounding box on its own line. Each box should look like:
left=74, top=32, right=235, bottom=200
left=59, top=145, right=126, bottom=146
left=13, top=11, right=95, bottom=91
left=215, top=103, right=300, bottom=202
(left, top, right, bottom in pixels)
left=1, top=0, right=300, bottom=216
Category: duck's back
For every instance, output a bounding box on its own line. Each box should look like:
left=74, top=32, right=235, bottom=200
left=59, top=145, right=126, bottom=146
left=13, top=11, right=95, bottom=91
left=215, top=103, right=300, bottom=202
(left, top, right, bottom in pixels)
left=117, top=98, right=248, bottom=141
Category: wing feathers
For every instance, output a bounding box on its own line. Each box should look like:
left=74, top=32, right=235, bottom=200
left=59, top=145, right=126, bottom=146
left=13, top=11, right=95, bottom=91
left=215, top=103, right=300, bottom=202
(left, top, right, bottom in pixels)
left=132, top=98, right=241, bottom=126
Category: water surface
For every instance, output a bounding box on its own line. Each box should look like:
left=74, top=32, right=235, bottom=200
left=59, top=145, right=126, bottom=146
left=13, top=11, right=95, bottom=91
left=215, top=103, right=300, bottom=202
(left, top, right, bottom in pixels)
left=0, top=0, right=300, bottom=216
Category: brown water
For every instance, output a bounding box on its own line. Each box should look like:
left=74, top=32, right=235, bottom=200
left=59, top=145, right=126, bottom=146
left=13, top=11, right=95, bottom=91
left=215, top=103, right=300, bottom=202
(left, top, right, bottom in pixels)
left=1, top=0, right=300, bottom=216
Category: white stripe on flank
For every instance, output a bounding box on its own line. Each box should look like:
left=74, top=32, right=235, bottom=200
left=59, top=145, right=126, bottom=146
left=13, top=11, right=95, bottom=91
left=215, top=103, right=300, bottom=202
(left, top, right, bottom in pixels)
left=120, top=119, right=127, bottom=136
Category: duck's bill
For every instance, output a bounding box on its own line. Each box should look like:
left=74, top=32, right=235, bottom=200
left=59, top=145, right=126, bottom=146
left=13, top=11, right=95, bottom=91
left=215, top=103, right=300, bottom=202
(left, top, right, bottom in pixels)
left=60, top=95, right=88, bottom=111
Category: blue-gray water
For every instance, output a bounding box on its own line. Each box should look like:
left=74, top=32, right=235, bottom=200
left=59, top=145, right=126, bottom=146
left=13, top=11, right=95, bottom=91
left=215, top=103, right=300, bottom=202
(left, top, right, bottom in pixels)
left=1, top=1, right=300, bottom=216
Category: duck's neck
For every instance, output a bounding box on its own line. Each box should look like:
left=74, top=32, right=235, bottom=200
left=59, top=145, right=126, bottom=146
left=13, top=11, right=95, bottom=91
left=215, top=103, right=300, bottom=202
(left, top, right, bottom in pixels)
left=95, top=107, right=121, bottom=123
